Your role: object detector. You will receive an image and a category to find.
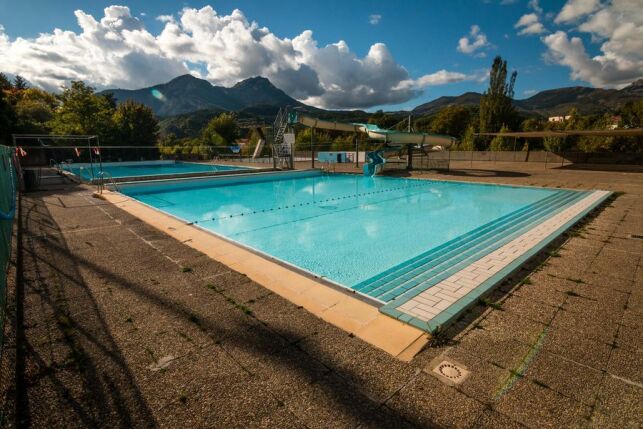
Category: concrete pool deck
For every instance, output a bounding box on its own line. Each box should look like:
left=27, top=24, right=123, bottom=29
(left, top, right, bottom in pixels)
left=98, top=190, right=430, bottom=360
left=1, top=162, right=641, bottom=428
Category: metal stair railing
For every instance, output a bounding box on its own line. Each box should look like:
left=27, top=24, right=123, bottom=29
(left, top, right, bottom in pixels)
left=96, top=171, right=119, bottom=194
left=271, top=108, right=293, bottom=169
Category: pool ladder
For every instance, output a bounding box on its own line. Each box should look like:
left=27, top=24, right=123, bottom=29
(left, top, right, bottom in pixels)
left=321, top=161, right=336, bottom=173
left=96, top=171, right=119, bottom=194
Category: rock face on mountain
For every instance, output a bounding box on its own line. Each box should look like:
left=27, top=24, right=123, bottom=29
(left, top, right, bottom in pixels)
left=102, top=75, right=301, bottom=117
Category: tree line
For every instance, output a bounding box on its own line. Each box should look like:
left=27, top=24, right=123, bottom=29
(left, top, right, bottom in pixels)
left=2, top=57, right=641, bottom=156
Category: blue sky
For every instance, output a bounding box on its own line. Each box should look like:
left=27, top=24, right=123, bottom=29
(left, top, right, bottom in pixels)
left=0, top=0, right=640, bottom=110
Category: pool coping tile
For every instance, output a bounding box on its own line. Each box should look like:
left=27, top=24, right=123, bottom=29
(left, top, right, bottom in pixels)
left=386, top=189, right=612, bottom=333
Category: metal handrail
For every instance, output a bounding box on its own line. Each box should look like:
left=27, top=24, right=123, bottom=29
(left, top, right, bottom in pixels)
left=96, top=171, right=119, bottom=193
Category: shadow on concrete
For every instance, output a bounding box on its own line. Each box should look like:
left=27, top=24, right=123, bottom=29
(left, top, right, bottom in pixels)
left=14, top=193, right=431, bottom=428
left=13, top=195, right=157, bottom=428
left=554, top=163, right=643, bottom=173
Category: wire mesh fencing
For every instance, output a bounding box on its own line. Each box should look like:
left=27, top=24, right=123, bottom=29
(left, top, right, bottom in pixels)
left=0, top=146, right=17, bottom=351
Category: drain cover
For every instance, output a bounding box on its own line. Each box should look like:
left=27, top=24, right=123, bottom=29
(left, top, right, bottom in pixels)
left=430, top=359, right=470, bottom=386
left=630, top=234, right=643, bottom=240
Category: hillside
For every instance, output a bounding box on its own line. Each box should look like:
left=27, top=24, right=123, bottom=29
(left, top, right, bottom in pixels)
left=105, top=74, right=642, bottom=137
left=102, top=75, right=302, bottom=117
left=413, top=80, right=643, bottom=117
left=412, top=92, right=482, bottom=116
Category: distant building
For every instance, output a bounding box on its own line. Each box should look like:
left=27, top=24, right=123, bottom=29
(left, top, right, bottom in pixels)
left=548, top=115, right=571, bottom=122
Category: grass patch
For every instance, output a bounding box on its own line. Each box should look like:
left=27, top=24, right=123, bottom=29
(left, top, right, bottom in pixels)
left=225, top=296, right=254, bottom=316
left=547, top=250, right=561, bottom=258
left=179, top=394, right=187, bottom=404
left=565, top=290, right=580, bottom=297
left=125, top=317, right=133, bottom=323
left=566, top=277, right=584, bottom=284
left=479, top=297, right=503, bottom=311
left=519, top=277, right=533, bottom=286
left=181, top=266, right=192, bottom=273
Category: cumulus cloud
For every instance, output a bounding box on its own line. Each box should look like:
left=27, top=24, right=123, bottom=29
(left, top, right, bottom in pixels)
left=0, top=6, right=187, bottom=91
left=515, top=13, right=546, bottom=35
left=0, top=5, right=478, bottom=109
left=542, top=0, right=643, bottom=88
left=456, top=25, right=491, bottom=57
left=554, top=0, right=601, bottom=24
left=395, top=69, right=488, bottom=90
left=368, top=14, right=381, bottom=25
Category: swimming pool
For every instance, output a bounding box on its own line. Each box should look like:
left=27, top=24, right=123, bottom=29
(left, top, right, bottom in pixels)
left=119, top=170, right=610, bottom=330
left=60, top=160, right=252, bottom=181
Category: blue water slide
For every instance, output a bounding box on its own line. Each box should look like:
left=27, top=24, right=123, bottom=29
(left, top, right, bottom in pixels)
left=363, top=150, right=386, bottom=176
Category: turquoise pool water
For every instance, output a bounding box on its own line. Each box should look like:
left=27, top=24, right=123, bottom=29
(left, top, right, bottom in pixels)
left=121, top=171, right=572, bottom=301
left=61, top=161, right=250, bottom=180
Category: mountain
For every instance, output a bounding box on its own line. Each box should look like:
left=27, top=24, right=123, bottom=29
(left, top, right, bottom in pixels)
left=101, top=75, right=301, bottom=117
left=105, top=74, right=642, bottom=126
left=412, top=92, right=482, bottom=116
left=412, top=80, right=643, bottom=117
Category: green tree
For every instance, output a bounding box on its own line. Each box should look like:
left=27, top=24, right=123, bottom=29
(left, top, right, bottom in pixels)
left=0, top=88, right=16, bottom=145
left=427, top=105, right=474, bottom=139
left=0, top=73, right=12, bottom=91
left=489, top=125, right=513, bottom=151
left=458, top=124, right=477, bottom=151
left=620, top=99, right=643, bottom=128
left=113, top=100, right=159, bottom=146
left=479, top=56, right=518, bottom=134
left=48, top=81, right=116, bottom=141
left=13, top=75, right=28, bottom=90
left=14, top=88, right=57, bottom=133
left=201, top=112, right=238, bottom=145
left=294, top=127, right=332, bottom=150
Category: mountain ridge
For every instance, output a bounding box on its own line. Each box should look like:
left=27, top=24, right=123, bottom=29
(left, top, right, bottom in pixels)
left=413, top=80, right=643, bottom=116
left=101, top=74, right=302, bottom=117
left=102, top=74, right=643, bottom=119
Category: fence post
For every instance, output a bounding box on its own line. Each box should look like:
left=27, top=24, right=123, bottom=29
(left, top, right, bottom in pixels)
left=544, top=150, right=548, bottom=169
left=311, top=128, right=315, bottom=169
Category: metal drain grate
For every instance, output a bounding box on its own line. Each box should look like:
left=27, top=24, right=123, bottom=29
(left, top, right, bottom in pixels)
left=429, top=359, right=471, bottom=386
left=630, top=234, right=643, bottom=240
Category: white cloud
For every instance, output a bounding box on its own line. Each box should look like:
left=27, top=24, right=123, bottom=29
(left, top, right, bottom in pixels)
left=456, top=25, right=491, bottom=57
left=515, top=13, right=546, bottom=35
left=156, top=14, right=174, bottom=23
left=542, top=0, right=643, bottom=88
left=554, top=0, right=601, bottom=24
left=527, top=0, right=543, bottom=15
left=368, top=14, right=381, bottom=25
left=395, top=69, right=485, bottom=90
left=0, top=5, right=476, bottom=109
left=523, top=89, right=537, bottom=96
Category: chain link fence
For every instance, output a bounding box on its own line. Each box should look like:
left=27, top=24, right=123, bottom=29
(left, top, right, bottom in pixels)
left=0, top=146, right=17, bottom=351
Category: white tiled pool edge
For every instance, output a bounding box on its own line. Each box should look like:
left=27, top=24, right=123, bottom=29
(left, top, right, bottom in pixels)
left=395, top=190, right=610, bottom=324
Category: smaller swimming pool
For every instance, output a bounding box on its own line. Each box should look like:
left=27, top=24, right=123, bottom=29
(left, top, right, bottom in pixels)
left=60, top=160, right=253, bottom=182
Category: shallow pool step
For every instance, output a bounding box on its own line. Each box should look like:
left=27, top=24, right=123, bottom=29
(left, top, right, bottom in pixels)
left=354, top=189, right=588, bottom=302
